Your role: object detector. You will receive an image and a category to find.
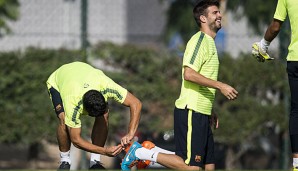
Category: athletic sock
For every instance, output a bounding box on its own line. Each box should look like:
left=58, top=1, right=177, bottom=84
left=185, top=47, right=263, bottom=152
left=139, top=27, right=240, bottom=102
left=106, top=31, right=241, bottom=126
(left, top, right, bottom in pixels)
left=151, top=146, right=175, bottom=154
left=90, top=153, right=101, bottom=167
left=60, top=151, right=71, bottom=164
left=135, top=147, right=159, bottom=162
left=293, top=158, right=298, bottom=168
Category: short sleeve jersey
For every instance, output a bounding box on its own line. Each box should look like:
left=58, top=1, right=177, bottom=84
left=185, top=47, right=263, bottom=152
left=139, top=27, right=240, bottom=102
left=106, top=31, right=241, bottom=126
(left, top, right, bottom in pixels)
left=274, top=0, right=298, bottom=61
left=47, top=62, right=128, bottom=128
left=175, top=31, right=219, bottom=115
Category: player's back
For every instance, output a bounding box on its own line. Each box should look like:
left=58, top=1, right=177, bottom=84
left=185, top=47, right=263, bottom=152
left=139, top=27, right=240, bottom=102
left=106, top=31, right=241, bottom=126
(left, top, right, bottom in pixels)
left=54, top=62, right=103, bottom=95
left=56, top=62, right=95, bottom=82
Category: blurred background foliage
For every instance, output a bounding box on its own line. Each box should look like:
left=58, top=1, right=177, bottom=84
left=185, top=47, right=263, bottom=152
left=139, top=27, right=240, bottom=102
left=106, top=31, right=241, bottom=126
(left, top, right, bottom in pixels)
left=0, top=0, right=19, bottom=36
left=0, top=0, right=292, bottom=169
left=215, top=53, right=288, bottom=143
left=0, top=48, right=82, bottom=144
left=226, top=0, right=278, bottom=34
left=0, top=44, right=289, bottom=167
left=92, top=42, right=181, bottom=134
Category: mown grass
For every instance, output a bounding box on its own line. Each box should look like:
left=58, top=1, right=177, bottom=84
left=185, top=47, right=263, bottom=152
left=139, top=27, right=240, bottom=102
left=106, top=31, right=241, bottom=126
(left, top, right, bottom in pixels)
left=0, top=170, right=289, bottom=171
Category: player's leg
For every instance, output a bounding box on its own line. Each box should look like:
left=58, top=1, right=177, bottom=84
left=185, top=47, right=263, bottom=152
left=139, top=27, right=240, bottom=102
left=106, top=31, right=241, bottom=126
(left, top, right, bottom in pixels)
left=150, top=145, right=175, bottom=154
left=156, top=153, right=200, bottom=170
left=287, top=61, right=298, bottom=169
left=122, top=107, right=205, bottom=170
left=136, top=141, right=175, bottom=169
left=122, top=141, right=200, bottom=170
left=123, top=107, right=202, bottom=170
left=48, top=87, right=71, bottom=170
left=204, top=119, right=215, bottom=171
left=89, top=112, right=109, bottom=169
left=147, top=142, right=175, bottom=168
left=174, top=107, right=208, bottom=169
left=57, top=114, right=72, bottom=170
left=124, top=140, right=173, bottom=169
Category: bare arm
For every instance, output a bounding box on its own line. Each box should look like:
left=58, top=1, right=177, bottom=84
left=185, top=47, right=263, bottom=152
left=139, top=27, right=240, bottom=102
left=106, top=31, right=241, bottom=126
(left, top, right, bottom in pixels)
left=120, top=92, right=142, bottom=146
left=68, top=127, right=122, bottom=157
left=184, top=67, right=238, bottom=100
left=264, top=19, right=283, bottom=42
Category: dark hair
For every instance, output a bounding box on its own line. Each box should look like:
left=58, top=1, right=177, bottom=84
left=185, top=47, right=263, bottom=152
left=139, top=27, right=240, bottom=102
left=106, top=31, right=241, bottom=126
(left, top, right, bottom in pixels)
left=83, top=90, right=108, bottom=117
left=193, top=0, right=220, bottom=27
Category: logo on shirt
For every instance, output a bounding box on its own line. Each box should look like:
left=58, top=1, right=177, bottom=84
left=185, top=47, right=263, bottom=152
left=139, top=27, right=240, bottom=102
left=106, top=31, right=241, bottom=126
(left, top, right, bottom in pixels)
left=195, top=155, right=202, bottom=162
left=84, top=83, right=89, bottom=88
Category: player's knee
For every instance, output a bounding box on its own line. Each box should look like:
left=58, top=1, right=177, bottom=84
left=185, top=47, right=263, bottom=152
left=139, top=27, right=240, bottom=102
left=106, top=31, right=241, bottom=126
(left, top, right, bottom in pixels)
left=57, top=112, right=66, bottom=125
left=103, top=112, right=109, bottom=121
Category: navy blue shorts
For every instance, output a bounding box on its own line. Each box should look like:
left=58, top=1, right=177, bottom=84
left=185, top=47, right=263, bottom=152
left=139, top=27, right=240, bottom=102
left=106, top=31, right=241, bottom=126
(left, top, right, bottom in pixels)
left=287, top=61, right=298, bottom=153
left=174, top=107, right=215, bottom=167
left=48, top=87, right=65, bottom=116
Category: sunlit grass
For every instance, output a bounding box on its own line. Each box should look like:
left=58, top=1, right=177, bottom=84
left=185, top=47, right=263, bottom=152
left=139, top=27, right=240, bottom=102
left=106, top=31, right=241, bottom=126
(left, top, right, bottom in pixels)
left=0, top=170, right=289, bottom=171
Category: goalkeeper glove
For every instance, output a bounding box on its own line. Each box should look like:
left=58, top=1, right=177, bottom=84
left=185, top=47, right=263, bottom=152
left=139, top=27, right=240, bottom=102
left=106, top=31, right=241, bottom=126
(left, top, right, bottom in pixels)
left=252, top=39, right=274, bottom=62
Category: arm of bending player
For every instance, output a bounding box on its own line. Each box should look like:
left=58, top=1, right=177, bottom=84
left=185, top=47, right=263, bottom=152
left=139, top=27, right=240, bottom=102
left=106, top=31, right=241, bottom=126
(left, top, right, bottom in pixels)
left=120, top=92, right=142, bottom=147
left=68, top=126, right=122, bottom=157
left=184, top=66, right=238, bottom=100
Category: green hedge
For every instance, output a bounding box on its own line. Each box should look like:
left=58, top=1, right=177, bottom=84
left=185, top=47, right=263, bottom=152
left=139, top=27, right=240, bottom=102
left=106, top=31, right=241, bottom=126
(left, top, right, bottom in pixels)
left=0, top=44, right=289, bottom=147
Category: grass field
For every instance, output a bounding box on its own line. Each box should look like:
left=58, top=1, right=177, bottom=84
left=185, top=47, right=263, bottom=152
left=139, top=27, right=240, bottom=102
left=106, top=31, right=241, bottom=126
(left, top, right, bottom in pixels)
left=0, top=169, right=291, bottom=171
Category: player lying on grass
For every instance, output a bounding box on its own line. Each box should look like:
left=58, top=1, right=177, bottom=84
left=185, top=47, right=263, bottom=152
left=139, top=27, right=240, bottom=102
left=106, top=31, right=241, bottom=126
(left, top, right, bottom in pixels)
left=123, top=141, right=174, bottom=169
left=122, top=138, right=215, bottom=170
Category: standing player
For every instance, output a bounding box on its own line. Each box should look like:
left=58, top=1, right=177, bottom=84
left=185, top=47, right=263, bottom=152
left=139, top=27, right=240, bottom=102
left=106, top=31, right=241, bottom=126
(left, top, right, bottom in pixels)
left=46, top=62, right=142, bottom=170
left=122, top=0, right=238, bottom=170
left=252, top=0, right=298, bottom=170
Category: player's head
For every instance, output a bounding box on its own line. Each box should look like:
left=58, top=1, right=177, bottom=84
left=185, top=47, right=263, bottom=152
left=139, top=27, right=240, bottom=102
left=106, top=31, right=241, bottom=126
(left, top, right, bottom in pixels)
left=193, top=0, right=220, bottom=28
left=83, top=90, right=108, bottom=117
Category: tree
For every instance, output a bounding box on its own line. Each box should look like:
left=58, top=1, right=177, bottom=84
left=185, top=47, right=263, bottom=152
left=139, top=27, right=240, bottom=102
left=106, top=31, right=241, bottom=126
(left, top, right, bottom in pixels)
left=226, top=0, right=278, bottom=34
left=165, top=0, right=279, bottom=42
left=0, top=42, right=289, bottom=169
left=0, top=0, right=20, bottom=36
left=92, top=42, right=181, bottom=135
left=165, top=0, right=197, bottom=44
left=0, top=48, right=82, bottom=162
left=213, top=54, right=288, bottom=169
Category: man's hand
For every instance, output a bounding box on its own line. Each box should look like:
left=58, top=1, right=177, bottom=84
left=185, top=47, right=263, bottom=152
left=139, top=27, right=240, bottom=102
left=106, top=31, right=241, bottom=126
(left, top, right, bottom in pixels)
left=210, top=112, right=219, bottom=129
left=252, top=42, right=274, bottom=62
left=120, top=133, right=134, bottom=147
left=219, top=83, right=238, bottom=100
left=104, top=144, right=123, bottom=157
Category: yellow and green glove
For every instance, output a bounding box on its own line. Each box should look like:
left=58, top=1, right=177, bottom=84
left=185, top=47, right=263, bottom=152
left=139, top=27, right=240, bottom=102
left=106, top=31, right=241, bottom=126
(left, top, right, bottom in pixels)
left=252, top=39, right=274, bottom=62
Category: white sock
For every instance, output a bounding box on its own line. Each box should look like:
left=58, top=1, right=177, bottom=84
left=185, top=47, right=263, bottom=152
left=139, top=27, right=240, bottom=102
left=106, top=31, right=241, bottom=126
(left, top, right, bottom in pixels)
left=151, top=146, right=175, bottom=154
left=60, top=151, right=71, bottom=164
left=135, top=147, right=159, bottom=162
left=293, top=158, right=298, bottom=167
left=90, top=153, right=101, bottom=167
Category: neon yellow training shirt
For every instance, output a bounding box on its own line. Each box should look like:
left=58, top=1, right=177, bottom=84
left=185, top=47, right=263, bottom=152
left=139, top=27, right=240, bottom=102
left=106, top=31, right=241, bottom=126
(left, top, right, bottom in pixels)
left=47, top=62, right=128, bottom=128
left=274, top=0, right=298, bottom=61
left=175, top=31, right=219, bottom=115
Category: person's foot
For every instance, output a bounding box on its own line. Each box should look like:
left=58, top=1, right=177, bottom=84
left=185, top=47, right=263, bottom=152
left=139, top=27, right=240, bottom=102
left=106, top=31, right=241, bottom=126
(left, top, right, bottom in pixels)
left=89, top=160, right=105, bottom=170
left=141, top=140, right=155, bottom=149
left=58, top=161, right=70, bottom=170
left=294, top=166, right=298, bottom=171
left=124, top=142, right=133, bottom=153
left=136, top=141, right=156, bottom=169
left=121, top=141, right=142, bottom=170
